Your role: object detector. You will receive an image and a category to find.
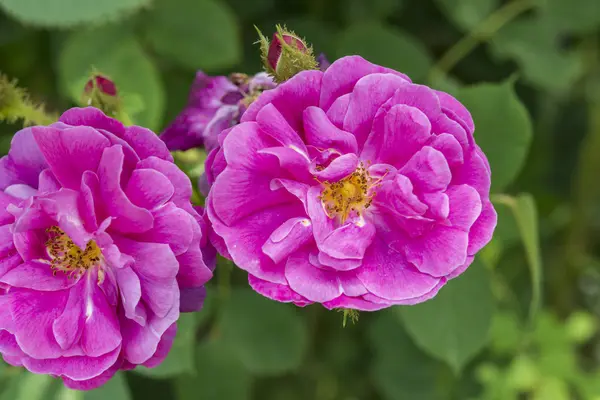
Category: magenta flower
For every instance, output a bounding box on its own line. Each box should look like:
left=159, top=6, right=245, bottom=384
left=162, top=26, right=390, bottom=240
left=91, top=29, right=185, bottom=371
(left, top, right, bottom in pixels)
left=207, top=56, right=496, bottom=311
left=159, top=71, right=276, bottom=153
left=0, top=108, right=214, bottom=389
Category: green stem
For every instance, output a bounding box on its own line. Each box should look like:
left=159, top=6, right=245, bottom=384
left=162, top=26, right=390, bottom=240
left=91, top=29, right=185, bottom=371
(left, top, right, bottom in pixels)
left=217, top=258, right=232, bottom=300
left=428, top=0, right=534, bottom=82
left=17, top=103, right=56, bottom=126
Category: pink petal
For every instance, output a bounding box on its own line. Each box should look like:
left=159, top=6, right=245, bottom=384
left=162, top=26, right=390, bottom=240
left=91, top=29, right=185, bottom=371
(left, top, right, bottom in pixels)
left=362, top=104, right=432, bottom=168
left=303, top=106, right=358, bottom=154
left=248, top=274, right=311, bottom=306
left=23, top=346, right=120, bottom=381
left=208, top=197, right=303, bottom=284
left=312, top=153, right=359, bottom=181
left=356, top=236, right=442, bottom=301
left=81, top=272, right=122, bottom=357
left=62, top=360, right=120, bottom=390
left=400, top=147, right=451, bottom=193
left=97, top=146, right=154, bottom=234
left=320, top=55, right=410, bottom=111
left=11, top=289, right=68, bottom=358
left=256, top=103, right=307, bottom=152
left=120, top=292, right=179, bottom=364
left=211, top=167, right=292, bottom=226
left=134, top=203, right=194, bottom=256
left=262, top=217, right=313, bottom=264
left=467, top=200, right=497, bottom=255
left=52, top=280, right=85, bottom=350
left=242, top=70, right=323, bottom=133
left=284, top=250, right=342, bottom=303
left=435, top=90, right=474, bottom=134
left=1, top=261, right=80, bottom=291
left=258, top=147, right=313, bottom=183
left=343, top=73, right=410, bottom=148
left=319, top=222, right=376, bottom=265
left=222, top=122, right=278, bottom=172
left=447, top=185, right=482, bottom=231
left=142, top=323, right=177, bottom=368
left=326, top=93, right=350, bottom=128
left=123, top=125, right=173, bottom=162
left=116, top=266, right=144, bottom=325
left=137, top=156, right=193, bottom=209
left=0, top=127, right=47, bottom=190
left=31, top=126, right=110, bottom=190
left=126, top=169, right=174, bottom=210
left=59, top=107, right=126, bottom=136
left=429, top=133, right=464, bottom=167
left=402, top=225, right=469, bottom=277
left=323, top=295, right=389, bottom=311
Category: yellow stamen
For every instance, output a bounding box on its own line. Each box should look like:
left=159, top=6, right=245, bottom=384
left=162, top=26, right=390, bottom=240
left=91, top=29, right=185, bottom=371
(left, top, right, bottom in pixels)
left=317, top=162, right=386, bottom=224
left=45, top=226, right=104, bottom=283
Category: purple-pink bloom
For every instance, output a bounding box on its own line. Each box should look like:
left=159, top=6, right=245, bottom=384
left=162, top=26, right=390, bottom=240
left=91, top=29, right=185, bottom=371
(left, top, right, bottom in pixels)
left=159, top=71, right=276, bottom=153
left=207, top=56, right=496, bottom=311
left=0, top=107, right=214, bottom=389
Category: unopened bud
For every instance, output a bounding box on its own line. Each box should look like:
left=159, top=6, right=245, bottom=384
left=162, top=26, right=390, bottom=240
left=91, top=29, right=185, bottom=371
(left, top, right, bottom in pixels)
left=257, top=25, right=318, bottom=83
left=84, top=75, right=117, bottom=97
left=81, top=73, right=121, bottom=118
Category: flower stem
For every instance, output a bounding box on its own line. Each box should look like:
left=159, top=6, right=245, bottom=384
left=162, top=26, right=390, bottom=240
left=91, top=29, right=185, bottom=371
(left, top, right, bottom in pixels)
left=13, top=102, right=56, bottom=126
left=428, top=0, right=535, bottom=82
left=0, top=74, right=57, bottom=126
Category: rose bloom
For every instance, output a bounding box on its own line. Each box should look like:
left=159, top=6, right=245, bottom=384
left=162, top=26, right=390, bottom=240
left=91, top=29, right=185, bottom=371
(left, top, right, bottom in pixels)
left=160, top=71, right=276, bottom=153
left=0, top=108, right=214, bottom=389
left=207, top=56, right=496, bottom=311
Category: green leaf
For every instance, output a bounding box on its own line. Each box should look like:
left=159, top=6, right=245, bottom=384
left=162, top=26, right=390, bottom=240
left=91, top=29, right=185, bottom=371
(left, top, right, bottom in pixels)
left=219, top=289, right=308, bottom=376
left=434, top=0, right=499, bottom=30
left=54, top=372, right=131, bottom=400
left=0, top=0, right=149, bottom=28
left=84, top=373, right=131, bottom=400
left=343, top=0, right=404, bottom=23
left=284, top=18, right=338, bottom=63
left=176, top=340, right=251, bottom=400
left=493, top=194, right=542, bottom=322
left=369, top=311, right=451, bottom=400
left=398, top=260, right=495, bottom=373
left=135, top=313, right=199, bottom=378
left=457, top=79, right=533, bottom=191
left=142, top=0, right=241, bottom=71
left=335, top=23, right=432, bottom=82
left=58, top=25, right=165, bottom=131
left=2, top=371, right=55, bottom=400
left=489, top=311, right=523, bottom=355
left=491, top=17, right=584, bottom=93
left=537, top=0, right=600, bottom=34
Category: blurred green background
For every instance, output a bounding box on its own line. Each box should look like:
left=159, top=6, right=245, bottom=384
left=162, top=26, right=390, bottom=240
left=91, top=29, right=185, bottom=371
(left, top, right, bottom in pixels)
left=1, top=0, right=600, bottom=399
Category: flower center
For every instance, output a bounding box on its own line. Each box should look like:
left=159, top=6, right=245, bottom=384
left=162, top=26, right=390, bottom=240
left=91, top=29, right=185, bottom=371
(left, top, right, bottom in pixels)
left=318, top=163, right=381, bottom=224
left=45, top=226, right=103, bottom=281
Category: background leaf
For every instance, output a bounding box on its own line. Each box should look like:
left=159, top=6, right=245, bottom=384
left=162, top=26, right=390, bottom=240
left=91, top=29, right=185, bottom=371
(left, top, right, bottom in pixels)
left=457, top=79, right=533, bottom=191
left=335, top=22, right=432, bottom=82
left=135, top=313, right=199, bottom=378
left=57, top=25, right=165, bottom=131
left=0, top=0, right=149, bottom=27
left=537, top=0, right=600, bottom=34
left=494, top=193, right=543, bottom=322
left=176, top=339, right=251, bottom=400
left=219, top=289, right=308, bottom=376
left=142, top=0, right=241, bottom=71
left=434, top=0, right=499, bottom=30
left=369, top=311, right=451, bottom=400
left=399, top=260, right=495, bottom=373
left=490, top=17, right=584, bottom=93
